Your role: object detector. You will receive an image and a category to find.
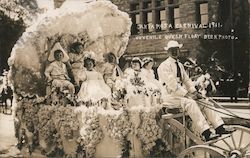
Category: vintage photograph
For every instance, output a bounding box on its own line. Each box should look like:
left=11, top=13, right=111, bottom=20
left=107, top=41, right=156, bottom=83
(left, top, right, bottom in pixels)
left=0, top=0, right=249, bottom=157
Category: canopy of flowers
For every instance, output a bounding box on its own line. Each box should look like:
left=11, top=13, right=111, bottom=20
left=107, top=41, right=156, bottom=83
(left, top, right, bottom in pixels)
left=8, top=0, right=131, bottom=96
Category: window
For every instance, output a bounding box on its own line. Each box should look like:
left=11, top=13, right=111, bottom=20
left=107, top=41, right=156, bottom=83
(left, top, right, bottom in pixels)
left=196, top=2, right=208, bottom=25
left=147, top=12, right=153, bottom=32
left=130, top=3, right=139, bottom=11
left=131, top=13, right=140, bottom=35
left=129, top=0, right=180, bottom=34
left=168, top=0, right=179, bottom=4
left=130, top=1, right=140, bottom=35
left=174, top=7, right=181, bottom=27
left=156, top=0, right=164, bottom=7
left=143, top=1, right=152, bottom=9
left=156, top=9, right=167, bottom=31
left=169, top=6, right=180, bottom=29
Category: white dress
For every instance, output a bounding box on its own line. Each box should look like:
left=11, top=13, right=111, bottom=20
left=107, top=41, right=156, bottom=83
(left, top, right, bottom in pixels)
left=140, top=68, right=161, bottom=91
left=123, top=68, right=146, bottom=107
left=77, top=70, right=111, bottom=103
left=140, top=68, right=161, bottom=106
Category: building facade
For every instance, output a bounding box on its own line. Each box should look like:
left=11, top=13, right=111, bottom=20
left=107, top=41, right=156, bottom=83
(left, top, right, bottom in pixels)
left=111, top=0, right=249, bottom=94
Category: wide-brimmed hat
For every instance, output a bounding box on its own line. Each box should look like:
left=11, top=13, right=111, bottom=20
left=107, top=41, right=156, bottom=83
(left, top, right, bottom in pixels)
left=48, top=42, right=69, bottom=62
left=164, top=40, right=183, bottom=51
left=142, top=57, right=154, bottom=66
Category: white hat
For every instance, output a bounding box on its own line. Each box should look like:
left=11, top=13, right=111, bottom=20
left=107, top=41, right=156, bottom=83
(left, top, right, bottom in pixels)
left=142, top=57, right=154, bottom=66
left=84, top=51, right=96, bottom=60
left=48, top=42, right=69, bottom=62
left=131, top=57, right=142, bottom=65
left=164, top=40, right=183, bottom=51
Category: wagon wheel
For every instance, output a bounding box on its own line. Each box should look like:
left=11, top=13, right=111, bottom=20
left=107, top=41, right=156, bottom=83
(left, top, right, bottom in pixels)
left=177, top=145, right=225, bottom=158
left=210, top=125, right=250, bottom=158
left=178, top=125, right=250, bottom=158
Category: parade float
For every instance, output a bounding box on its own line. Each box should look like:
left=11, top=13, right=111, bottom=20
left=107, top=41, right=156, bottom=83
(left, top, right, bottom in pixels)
left=7, top=0, right=250, bottom=158
left=7, top=1, right=169, bottom=157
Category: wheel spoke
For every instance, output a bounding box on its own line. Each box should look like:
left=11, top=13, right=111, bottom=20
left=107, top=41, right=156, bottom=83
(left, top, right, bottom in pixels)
left=231, top=133, right=237, bottom=149
left=178, top=145, right=225, bottom=158
left=238, top=130, right=244, bottom=149
left=222, top=139, right=233, bottom=151
left=242, top=142, right=250, bottom=153
left=204, top=151, right=207, bottom=158
left=211, top=144, right=230, bottom=153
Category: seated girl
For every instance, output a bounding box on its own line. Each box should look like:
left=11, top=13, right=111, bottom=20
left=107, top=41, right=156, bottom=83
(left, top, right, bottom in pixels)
left=77, top=53, right=111, bottom=105
left=101, top=52, right=123, bottom=92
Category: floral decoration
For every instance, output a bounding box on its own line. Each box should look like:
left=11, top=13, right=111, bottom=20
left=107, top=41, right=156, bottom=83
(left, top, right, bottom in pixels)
left=54, top=106, right=80, bottom=139
left=77, top=107, right=103, bottom=158
left=129, top=72, right=149, bottom=96
left=106, top=109, right=132, bottom=145
left=137, top=111, right=162, bottom=155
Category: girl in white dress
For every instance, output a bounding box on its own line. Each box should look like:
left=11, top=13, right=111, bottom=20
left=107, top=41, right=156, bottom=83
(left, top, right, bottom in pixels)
left=77, top=56, right=111, bottom=104
left=123, top=57, right=147, bottom=107
left=141, top=57, right=161, bottom=106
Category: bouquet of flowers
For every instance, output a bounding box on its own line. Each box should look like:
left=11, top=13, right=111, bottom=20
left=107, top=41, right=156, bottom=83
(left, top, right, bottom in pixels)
left=129, top=72, right=148, bottom=96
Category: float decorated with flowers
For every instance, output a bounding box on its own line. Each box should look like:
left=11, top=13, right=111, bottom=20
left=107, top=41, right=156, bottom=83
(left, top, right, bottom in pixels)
left=8, top=0, right=250, bottom=158
left=7, top=1, right=173, bottom=157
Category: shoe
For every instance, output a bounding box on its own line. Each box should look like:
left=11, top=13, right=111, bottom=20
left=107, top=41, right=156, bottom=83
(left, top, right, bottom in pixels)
left=204, top=133, right=220, bottom=142
left=202, top=129, right=220, bottom=142
left=216, top=125, right=236, bottom=135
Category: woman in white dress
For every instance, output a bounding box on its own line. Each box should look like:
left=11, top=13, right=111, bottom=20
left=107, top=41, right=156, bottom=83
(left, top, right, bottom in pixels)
left=141, top=57, right=161, bottom=106
left=123, top=57, right=147, bottom=107
left=77, top=55, right=111, bottom=105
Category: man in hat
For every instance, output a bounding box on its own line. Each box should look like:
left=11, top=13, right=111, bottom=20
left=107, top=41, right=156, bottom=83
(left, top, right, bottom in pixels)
left=45, top=42, right=75, bottom=95
left=157, top=40, right=234, bottom=141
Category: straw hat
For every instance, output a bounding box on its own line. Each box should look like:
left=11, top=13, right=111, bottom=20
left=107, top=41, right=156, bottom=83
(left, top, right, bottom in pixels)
left=48, top=42, right=69, bottom=62
left=164, top=40, right=183, bottom=51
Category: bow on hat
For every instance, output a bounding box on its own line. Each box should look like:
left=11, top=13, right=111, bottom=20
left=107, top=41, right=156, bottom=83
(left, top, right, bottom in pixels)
left=48, top=42, right=69, bottom=62
left=164, top=40, right=183, bottom=51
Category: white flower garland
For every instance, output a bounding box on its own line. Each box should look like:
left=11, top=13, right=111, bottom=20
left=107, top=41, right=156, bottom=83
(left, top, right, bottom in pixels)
left=76, top=107, right=103, bottom=158
left=106, top=109, right=132, bottom=145
left=137, top=109, right=162, bottom=155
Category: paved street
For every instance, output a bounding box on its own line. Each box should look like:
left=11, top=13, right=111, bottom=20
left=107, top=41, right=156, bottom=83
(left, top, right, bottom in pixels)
left=0, top=101, right=249, bottom=157
left=0, top=113, right=21, bottom=157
